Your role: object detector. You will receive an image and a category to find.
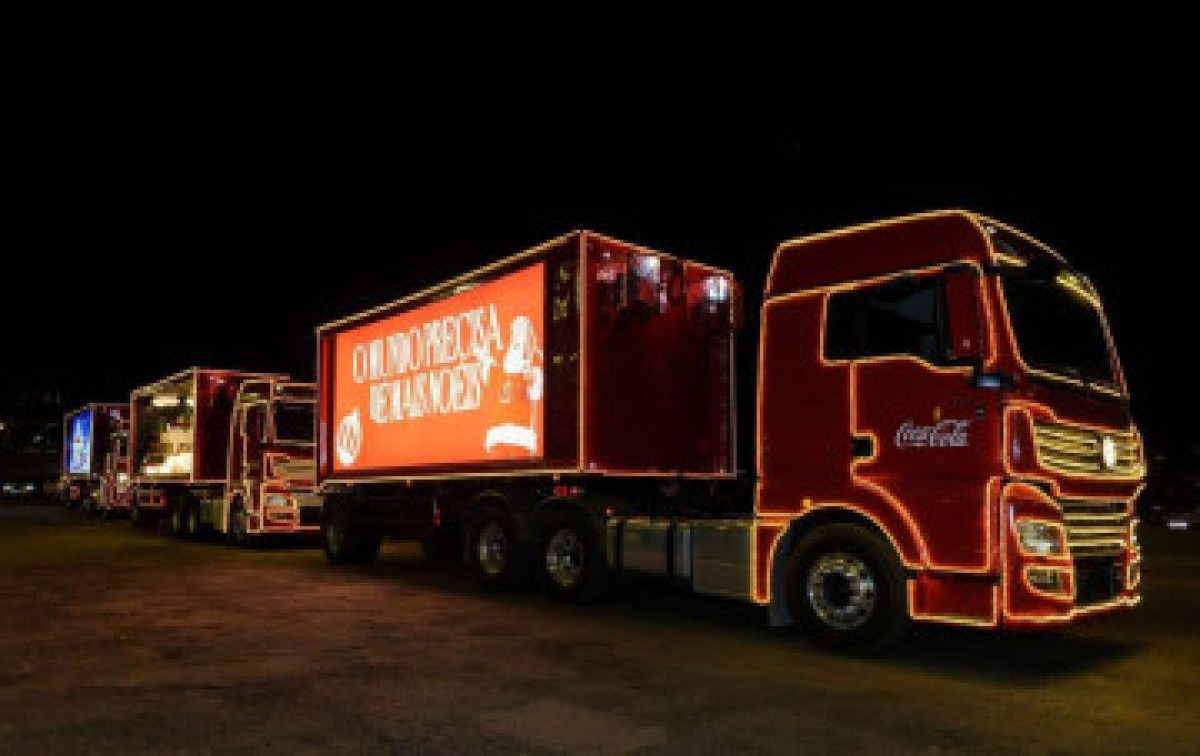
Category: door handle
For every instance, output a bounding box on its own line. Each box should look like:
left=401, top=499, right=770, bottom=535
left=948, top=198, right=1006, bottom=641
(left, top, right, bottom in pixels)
left=852, top=435, right=875, bottom=460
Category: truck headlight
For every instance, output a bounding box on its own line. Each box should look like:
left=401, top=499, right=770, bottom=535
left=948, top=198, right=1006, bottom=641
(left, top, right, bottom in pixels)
left=1017, top=520, right=1065, bottom=556
left=265, top=494, right=291, bottom=508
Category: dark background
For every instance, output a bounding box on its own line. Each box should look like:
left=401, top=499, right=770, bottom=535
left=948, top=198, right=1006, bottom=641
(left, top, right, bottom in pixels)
left=2, top=71, right=1193, bottom=482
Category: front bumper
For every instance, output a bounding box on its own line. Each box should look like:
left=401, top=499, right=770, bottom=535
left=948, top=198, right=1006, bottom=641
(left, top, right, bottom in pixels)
left=1001, top=482, right=1140, bottom=628
left=248, top=494, right=322, bottom=535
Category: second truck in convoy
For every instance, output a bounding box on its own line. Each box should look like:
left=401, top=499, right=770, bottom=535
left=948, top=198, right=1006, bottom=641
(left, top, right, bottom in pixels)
left=315, top=213, right=1144, bottom=649
left=129, top=368, right=320, bottom=544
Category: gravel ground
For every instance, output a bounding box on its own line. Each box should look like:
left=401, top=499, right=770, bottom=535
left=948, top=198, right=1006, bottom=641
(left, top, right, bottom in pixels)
left=1, top=503, right=1197, bottom=755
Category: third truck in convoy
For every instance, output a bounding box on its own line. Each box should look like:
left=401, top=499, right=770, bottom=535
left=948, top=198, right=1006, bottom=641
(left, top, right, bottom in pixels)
left=306, top=212, right=1143, bottom=649
left=61, top=403, right=130, bottom=516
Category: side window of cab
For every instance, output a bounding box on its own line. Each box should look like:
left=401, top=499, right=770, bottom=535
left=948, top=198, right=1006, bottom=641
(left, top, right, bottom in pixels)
left=824, top=274, right=944, bottom=364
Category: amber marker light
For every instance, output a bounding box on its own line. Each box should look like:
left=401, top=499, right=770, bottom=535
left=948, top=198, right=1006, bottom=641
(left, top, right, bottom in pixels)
left=1024, top=566, right=1072, bottom=597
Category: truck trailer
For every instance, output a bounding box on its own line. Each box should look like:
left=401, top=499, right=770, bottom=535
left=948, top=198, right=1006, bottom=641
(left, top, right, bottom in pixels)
left=61, top=403, right=129, bottom=516
left=316, top=215, right=1143, bottom=649
left=130, top=369, right=320, bottom=544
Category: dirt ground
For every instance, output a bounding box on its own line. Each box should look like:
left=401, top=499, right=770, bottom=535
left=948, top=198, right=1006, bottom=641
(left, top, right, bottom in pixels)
left=1, top=504, right=1197, bottom=755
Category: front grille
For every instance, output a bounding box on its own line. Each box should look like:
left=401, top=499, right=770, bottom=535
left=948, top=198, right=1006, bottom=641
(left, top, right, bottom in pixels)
left=299, top=506, right=322, bottom=526
left=1075, top=556, right=1121, bottom=606
left=1061, top=499, right=1128, bottom=558
left=1033, top=420, right=1143, bottom=477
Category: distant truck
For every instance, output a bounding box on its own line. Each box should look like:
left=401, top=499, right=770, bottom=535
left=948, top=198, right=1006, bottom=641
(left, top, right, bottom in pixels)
left=61, top=403, right=130, bottom=516
left=129, top=369, right=320, bottom=544
left=316, top=216, right=1144, bottom=650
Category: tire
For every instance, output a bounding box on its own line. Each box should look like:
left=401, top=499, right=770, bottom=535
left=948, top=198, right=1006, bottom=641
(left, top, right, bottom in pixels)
left=787, top=523, right=909, bottom=652
left=470, top=508, right=525, bottom=590
left=539, top=511, right=606, bottom=601
left=229, top=500, right=253, bottom=549
left=169, top=501, right=188, bottom=538
left=323, top=501, right=380, bottom=565
left=184, top=499, right=202, bottom=539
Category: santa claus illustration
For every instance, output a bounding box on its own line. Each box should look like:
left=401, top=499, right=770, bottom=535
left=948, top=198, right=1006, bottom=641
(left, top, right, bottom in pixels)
left=485, top=315, right=543, bottom=455
left=71, top=422, right=89, bottom=473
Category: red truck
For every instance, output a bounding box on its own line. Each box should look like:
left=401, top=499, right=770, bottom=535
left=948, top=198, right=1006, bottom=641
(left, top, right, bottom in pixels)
left=129, top=369, right=320, bottom=544
left=316, top=214, right=1143, bottom=649
left=61, top=403, right=130, bottom=517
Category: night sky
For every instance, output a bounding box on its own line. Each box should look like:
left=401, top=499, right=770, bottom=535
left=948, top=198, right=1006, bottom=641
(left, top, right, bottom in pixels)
left=4, top=83, right=1192, bottom=463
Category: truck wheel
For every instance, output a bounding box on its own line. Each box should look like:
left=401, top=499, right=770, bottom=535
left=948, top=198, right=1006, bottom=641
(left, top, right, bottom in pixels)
left=471, top=509, right=525, bottom=589
left=229, top=501, right=254, bottom=549
left=323, top=502, right=380, bottom=565
left=539, top=512, right=605, bottom=601
left=787, top=524, right=908, bottom=652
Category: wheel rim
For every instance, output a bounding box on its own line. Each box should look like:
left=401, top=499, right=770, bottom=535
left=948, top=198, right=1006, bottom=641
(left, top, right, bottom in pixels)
left=544, top=528, right=585, bottom=589
left=477, top=522, right=509, bottom=577
left=806, top=552, right=877, bottom=630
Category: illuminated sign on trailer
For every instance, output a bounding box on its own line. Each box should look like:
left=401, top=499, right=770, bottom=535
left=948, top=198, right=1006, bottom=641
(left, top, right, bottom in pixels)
left=331, top=263, right=546, bottom=471
left=67, top=409, right=93, bottom=475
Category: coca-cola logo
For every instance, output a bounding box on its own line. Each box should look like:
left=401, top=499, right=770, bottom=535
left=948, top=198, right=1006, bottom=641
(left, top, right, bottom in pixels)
left=894, top=419, right=971, bottom=449
left=336, top=408, right=363, bottom=466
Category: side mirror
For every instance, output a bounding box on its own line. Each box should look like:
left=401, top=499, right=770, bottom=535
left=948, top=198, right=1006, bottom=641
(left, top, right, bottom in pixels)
left=943, top=266, right=986, bottom=364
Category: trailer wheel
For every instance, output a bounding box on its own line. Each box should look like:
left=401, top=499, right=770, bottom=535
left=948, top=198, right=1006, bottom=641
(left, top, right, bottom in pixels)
left=539, top=512, right=605, bottom=601
left=169, top=502, right=188, bottom=538
left=787, top=524, right=908, bottom=652
left=184, top=500, right=202, bottom=539
left=323, top=501, right=380, bottom=565
left=470, top=509, right=525, bottom=589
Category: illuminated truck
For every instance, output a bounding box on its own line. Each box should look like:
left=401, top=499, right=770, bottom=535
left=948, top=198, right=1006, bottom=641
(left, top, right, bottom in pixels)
left=316, top=215, right=1143, bottom=649
left=61, top=403, right=130, bottom=515
left=130, top=368, right=320, bottom=544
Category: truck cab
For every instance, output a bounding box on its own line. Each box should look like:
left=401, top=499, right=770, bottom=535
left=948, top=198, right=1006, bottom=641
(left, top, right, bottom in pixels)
left=757, top=211, right=1142, bottom=640
left=97, top=409, right=131, bottom=516
left=224, top=380, right=319, bottom=543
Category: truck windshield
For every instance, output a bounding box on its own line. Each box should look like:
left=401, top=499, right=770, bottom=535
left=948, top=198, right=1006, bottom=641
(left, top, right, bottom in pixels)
left=1000, top=272, right=1118, bottom=390
left=273, top=402, right=314, bottom=444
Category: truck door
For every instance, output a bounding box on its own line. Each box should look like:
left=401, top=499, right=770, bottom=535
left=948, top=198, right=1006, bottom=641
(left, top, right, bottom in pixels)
left=824, top=270, right=997, bottom=572
left=243, top=405, right=265, bottom=488
left=228, top=407, right=246, bottom=491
